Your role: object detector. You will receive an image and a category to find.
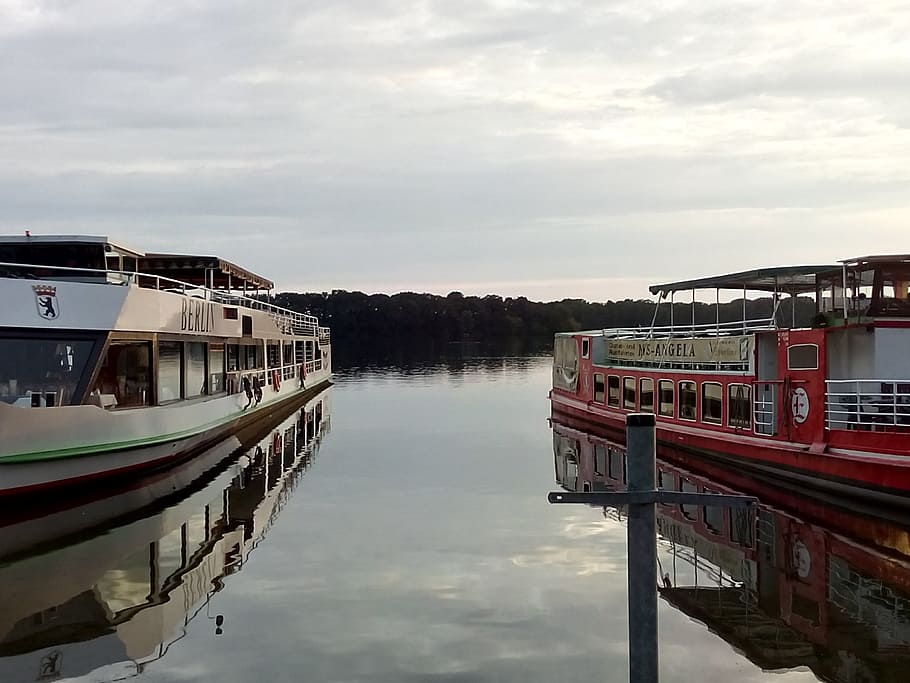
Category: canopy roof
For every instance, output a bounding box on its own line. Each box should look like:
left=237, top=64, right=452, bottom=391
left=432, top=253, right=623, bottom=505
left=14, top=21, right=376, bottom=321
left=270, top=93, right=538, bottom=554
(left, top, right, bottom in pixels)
left=139, top=253, right=274, bottom=290
left=649, top=264, right=840, bottom=296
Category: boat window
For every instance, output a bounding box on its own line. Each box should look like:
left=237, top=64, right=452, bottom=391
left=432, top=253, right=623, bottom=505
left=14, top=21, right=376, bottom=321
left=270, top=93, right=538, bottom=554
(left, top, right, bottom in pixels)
left=728, top=384, right=752, bottom=429
left=788, top=344, right=818, bottom=370
left=209, top=343, right=225, bottom=394
left=607, top=375, right=620, bottom=407
left=227, top=344, right=240, bottom=372
left=679, top=381, right=697, bottom=421
left=185, top=342, right=208, bottom=398
left=242, top=344, right=262, bottom=370
left=640, top=378, right=654, bottom=413
left=91, top=341, right=151, bottom=408
left=0, top=334, right=99, bottom=406
left=158, top=341, right=183, bottom=403
left=581, top=337, right=590, bottom=359
left=623, top=377, right=636, bottom=410
left=658, top=380, right=674, bottom=417
left=594, top=373, right=605, bottom=403
left=267, top=342, right=281, bottom=369
left=283, top=342, right=294, bottom=366
left=701, top=382, right=722, bottom=424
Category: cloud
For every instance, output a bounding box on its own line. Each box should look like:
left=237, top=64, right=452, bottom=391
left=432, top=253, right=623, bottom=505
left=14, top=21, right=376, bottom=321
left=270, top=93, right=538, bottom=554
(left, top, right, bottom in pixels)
left=2, top=1, right=910, bottom=299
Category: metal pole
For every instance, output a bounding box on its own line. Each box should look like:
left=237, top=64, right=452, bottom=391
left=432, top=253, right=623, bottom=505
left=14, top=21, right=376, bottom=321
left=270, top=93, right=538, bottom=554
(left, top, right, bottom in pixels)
left=626, top=413, right=658, bottom=683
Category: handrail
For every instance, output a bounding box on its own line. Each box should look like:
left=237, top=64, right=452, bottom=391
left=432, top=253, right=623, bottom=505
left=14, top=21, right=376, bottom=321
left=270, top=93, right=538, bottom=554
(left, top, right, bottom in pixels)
left=603, top=316, right=777, bottom=340
left=0, top=260, right=326, bottom=337
left=825, top=379, right=910, bottom=431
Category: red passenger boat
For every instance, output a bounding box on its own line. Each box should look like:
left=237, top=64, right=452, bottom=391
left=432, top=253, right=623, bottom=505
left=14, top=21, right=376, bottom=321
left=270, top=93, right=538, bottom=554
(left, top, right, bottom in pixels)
left=549, top=256, right=910, bottom=505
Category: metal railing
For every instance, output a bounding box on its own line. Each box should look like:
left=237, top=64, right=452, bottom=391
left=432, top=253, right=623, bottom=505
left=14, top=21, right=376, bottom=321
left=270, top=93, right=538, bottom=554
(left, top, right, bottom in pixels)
left=0, top=261, right=325, bottom=338
left=753, top=385, right=777, bottom=435
left=603, top=316, right=777, bottom=340
left=826, top=379, right=910, bottom=431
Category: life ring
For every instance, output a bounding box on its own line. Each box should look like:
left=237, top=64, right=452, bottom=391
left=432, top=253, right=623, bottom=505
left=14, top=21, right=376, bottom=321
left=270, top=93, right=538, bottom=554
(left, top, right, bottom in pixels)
left=272, top=369, right=281, bottom=391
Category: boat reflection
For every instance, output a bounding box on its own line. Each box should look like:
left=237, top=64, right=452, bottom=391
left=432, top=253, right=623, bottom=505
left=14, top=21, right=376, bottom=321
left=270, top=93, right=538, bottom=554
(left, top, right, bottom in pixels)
left=552, top=418, right=910, bottom=683
left=0, top=387, right=332, bottom=682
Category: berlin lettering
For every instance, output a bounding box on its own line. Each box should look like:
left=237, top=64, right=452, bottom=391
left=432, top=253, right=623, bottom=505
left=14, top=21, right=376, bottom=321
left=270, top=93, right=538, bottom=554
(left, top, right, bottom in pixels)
left=181, top=299, right=216, bottom=333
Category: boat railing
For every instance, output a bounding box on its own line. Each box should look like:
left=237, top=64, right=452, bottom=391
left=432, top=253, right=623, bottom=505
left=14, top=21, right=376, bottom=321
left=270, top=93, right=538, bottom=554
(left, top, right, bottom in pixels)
left=825, top=379, right=910, bottom=431
left=0, top=260, right=323, bottom=338
left=603, top=316, right=777, bottom=340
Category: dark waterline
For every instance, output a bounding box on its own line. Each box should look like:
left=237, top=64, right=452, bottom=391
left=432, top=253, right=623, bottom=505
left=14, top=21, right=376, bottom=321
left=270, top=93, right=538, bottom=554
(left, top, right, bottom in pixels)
left=1, top=352, right=906, bottom=682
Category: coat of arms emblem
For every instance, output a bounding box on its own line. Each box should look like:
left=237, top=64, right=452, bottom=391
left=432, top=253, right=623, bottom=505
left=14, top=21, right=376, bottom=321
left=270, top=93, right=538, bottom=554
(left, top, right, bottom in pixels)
left=33, top=284, right=60, bottom=320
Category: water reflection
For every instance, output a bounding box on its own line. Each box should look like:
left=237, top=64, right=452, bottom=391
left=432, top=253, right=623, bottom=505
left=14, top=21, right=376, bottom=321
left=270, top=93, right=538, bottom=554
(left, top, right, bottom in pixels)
left=0, top=387, right=332, bottom=682
left=552, top=418, right=910, bottom=683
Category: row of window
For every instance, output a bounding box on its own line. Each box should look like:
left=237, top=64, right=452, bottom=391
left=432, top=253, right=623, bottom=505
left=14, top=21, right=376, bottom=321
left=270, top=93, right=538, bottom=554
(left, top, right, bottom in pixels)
left=94, top=338, right=315, bottom=409
left=593, top=373, right=753, bottom=429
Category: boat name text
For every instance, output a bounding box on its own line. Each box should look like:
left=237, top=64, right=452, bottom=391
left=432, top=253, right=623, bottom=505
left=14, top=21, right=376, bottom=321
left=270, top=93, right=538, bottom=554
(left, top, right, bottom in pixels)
left=607, top=336, right=752, bottom=364
left=181, top=299, right=217, bottom=333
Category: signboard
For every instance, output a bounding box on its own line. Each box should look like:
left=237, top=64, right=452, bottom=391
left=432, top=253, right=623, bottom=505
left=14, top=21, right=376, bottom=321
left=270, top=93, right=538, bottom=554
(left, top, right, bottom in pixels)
left=607, top=336, right=752, bottom=365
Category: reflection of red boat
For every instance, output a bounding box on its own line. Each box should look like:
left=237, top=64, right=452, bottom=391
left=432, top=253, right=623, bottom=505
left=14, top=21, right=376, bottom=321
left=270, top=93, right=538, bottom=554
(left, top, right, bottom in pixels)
left=552, top=418, right=910, bottom=682
left=550, top=257, right=910, bottom=504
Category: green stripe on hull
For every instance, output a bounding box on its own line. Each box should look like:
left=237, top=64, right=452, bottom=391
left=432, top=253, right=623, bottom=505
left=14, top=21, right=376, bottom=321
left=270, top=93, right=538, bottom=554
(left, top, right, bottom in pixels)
left=0, top=386, right=317, bottom=464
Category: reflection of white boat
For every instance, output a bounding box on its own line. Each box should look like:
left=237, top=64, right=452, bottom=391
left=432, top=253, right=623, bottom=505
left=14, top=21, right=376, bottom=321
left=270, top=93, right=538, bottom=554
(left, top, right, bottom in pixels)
left=0, top=386, right=331, bottom=682
left=0, top=235, right=332, bottom=495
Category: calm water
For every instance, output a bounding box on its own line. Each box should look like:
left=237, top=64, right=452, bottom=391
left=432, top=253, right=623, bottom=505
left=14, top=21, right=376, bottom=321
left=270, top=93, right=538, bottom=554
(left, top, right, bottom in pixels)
left=1, top=352, right=908, bottom=682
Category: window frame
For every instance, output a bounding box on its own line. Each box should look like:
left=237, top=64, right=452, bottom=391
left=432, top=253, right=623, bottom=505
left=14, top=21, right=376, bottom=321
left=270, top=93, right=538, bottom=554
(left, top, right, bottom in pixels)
left=593, top=372, right=606, bottom=403
left=727, top=383, right=752, bottom=429
left=787, top=343, right=819, bottom=370
left=639, top=377, right=654, bottom=413
left=701, top=381, right=723, bottom=425
left=678, top=380, right=697, bottom=421
left=658, top=379, right=674, bottom=418
left=607, top=375, right=620, bottom=407
left=623, top=376, right=637, bottom=410
left=581, top=337, right=590, bottom=359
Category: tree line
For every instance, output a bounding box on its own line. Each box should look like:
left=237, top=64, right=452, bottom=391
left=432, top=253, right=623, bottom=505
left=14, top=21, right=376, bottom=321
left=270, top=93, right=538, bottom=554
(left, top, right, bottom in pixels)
left=274, top=290, right=817, bottom=343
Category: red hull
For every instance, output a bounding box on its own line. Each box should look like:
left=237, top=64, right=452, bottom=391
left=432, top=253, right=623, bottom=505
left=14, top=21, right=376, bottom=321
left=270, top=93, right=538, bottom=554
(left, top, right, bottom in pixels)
left=551, top=390, right=910, bottom=505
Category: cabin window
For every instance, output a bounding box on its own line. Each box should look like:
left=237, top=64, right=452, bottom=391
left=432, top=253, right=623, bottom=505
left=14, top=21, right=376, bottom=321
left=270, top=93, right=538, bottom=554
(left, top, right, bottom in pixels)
left=679, top=381, right=697, bottom=421
left=623, top=377, right=636, bottom=409
left=209, top=343, right=225, bottom=394
left=594, top=373, right=606, bottom=403
left=728, top=384, right=752, bottom=429
left=223, top=307, right=239, bottom=320
left=788, top=344, right=818, bottom=370
left=0, top=334, right=100, bottom=407
left=92, top=341, right=151, bottom=408
left=227, top=344, right=240, bottom=372
left=267, top=342, right=281, bottom=369
left=581, top=337, right=590, bottom=359
left=607, top=375, right=620, bottom=407
left=242, top=344, right=262, bottom=370
left=658, top=380, right=674, bottom=417
left=185, top=342, right=208, bottom=398
left=701, top=382, right=722, bottom=424
left=283, top=342, right=294, bottom=366
left=640, top=378, right=654, bottom=413
left=158, top=341, right=183, bottom=403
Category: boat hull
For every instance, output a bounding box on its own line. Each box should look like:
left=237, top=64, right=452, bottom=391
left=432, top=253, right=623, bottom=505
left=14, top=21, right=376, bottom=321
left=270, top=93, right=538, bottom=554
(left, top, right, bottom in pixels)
left=0, top=378, right=331, bottom=498
left=551, top=392, right=910, bottom=506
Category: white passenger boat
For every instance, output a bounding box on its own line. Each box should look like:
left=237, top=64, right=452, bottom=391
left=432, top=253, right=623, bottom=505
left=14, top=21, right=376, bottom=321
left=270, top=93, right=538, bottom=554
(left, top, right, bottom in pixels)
left=0, top=234, right=332, bottom=496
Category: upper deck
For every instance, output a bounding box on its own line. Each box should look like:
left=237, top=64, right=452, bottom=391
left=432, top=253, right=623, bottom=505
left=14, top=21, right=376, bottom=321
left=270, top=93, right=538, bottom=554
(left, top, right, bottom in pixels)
left=0, top=234, right=328, bottom=340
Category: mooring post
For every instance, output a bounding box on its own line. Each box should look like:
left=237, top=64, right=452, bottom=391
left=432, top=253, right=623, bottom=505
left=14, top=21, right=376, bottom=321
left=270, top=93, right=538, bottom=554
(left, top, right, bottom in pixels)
left=626, top=413, right=658, bottom=683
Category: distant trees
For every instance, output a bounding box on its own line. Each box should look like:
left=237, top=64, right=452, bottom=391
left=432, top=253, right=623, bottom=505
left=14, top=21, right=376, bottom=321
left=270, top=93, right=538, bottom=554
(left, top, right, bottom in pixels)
left=274, top=290, right=817, bottom=343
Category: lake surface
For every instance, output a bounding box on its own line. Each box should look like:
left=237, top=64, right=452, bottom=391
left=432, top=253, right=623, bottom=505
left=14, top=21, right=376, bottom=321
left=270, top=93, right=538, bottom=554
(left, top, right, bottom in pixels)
left=2, top=351, right=908, bottom=682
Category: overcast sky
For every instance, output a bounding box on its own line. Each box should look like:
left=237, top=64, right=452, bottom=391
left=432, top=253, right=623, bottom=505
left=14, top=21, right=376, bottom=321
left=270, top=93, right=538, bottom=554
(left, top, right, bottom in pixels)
left=2, top=1, right=910, bottom=301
